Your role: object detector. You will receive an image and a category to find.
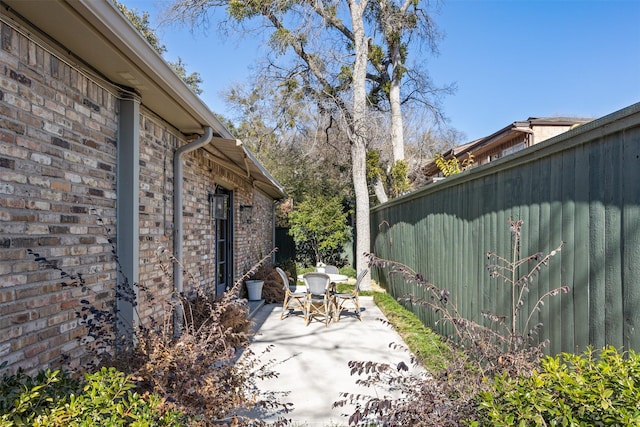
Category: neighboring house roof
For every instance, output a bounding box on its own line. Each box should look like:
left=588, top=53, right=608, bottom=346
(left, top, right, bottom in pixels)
left=462, top=117, right=591, bottom=158
left=423, top=116, right=592, bottom=178
left=4, top=0, right=285, bottom=199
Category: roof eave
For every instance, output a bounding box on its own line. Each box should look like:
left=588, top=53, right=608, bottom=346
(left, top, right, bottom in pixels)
left=74, top=0, right=233, bottom=138
left=3, top=0, right=285, bottom=198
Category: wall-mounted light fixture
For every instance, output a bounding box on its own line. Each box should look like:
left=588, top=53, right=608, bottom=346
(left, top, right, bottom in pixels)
left=208, top=193, right=228, bottom=220
left=239, top=204, right=253, bottom=224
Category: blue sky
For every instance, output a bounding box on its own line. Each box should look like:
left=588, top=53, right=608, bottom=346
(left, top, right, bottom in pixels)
left=122, top=0, right=640, bottom=141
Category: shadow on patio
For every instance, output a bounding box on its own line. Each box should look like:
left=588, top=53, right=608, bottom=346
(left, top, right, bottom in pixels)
left=242, top=296, right=423, bottom=426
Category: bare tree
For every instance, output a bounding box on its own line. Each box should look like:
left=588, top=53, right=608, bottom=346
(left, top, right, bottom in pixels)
left=225, top=77, right=353, bottom=202
left=366, top=0, right=455, bottom=202
left=167, top=0, right=376, bottom=288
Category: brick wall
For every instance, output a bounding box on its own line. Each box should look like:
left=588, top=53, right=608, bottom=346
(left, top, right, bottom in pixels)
left=234, top=190, right=275, bottom=275
left=183, top=149, right=275, bottom=285
left=0, top=20, right=118, bottom=373
left=0, top=14, right=277, bottom=374
left=137, top=112, right=179, bottom=324
left=135, top=114, right=275, bottom=322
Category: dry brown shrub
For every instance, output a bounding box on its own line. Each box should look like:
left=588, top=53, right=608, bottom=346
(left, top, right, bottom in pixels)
left=182, top=288, right=252, bottom=350
left=337, top=218, right=568, bottom=425
left=262, top=270, right=286, bottom=304
left=28, top=215, right=291, bottom=425
left=130, top=250, right=291, bottom=425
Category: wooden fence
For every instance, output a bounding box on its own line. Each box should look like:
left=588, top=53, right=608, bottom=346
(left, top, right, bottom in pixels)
left=275, top=227, right=296, bottom=264
left=370, top=103, right=640, bottom=355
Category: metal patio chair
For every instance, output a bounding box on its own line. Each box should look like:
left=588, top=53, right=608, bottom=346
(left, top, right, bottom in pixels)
left=324, top=265, right=339, bottom=275
left=276, top=267, right=306, bottom=320
left=303, top=272, right=333, bottom=327
left=333, top=268, right=368, bottom=322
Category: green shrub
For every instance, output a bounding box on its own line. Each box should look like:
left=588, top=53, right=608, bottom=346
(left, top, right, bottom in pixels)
left=339, top=265, right=356, bottom=278
left=0, top=366, right=79, bottom=425
left=288, top=195, right=351, bottom=266
left=475, top=346, right=640, bottom=426
left=0, top=366, right=185, bottom=426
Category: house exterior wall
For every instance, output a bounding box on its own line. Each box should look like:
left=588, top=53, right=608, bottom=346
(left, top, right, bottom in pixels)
left=183, top=148, right=275, bottom=286
left=0, top=16, right=277, bottom=374
left=476, top=125, right=576, bottom=166
left=234, top=189, right=275, bottom=275
left=137, top=112, right=180, bottom=323
left=117, top=105, right=278, bottom=335
left=475, top=134, right=529, bottom=166
left=423, top=121, right=590, bottom=181
left=0, top=20, right=118, bottom=372
left=531, top=124, right=574, bottom=144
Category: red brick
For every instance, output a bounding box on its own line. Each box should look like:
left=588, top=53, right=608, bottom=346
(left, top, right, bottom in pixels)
left=59, top=299, right=78, bottom=310
left=24, top=342, right=47, bottom=359
left=12, top=313, right=30, bottom=324
left=0, top=301, right=26, bottom=315
left=11, top=334, right=38, bottom=350
left=0, top=290, right=14, bottom=303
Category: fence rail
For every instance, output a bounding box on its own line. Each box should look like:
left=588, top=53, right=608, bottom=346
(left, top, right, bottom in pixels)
left=370, top=103, right=640, bottom=355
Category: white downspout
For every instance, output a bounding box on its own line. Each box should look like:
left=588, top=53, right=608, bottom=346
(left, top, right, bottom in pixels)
left=173, top=127, right=213, bottom=297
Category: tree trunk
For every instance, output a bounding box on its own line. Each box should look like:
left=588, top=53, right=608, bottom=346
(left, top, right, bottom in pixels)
left=373, top=178, right=388, bottom=204
left=351, top=140, right=371, bottom=290
left=389, top=45, right=405, bottom=163
left=348, top=0, right=371, bottom=290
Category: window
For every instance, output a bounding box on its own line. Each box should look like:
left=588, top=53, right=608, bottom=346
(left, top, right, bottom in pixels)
left=502, top=142, right=526, bottom=157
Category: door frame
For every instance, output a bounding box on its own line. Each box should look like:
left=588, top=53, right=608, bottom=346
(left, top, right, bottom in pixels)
left=213, top=187, right=234, bottom=296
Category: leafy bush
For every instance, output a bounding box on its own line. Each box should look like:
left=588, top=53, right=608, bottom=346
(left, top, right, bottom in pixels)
left=288, top=195, right=351, bottom=266
left=339, top=265, right=356, bottom=278
left=475, top=346, right=640, bottom=426
left=0, top=366, right=184, bottom=426
left=0, top=366, right=78, bottom=424
left=388, top=159, right=410, bottom=197
left=434, top=152, right=475, bottom=177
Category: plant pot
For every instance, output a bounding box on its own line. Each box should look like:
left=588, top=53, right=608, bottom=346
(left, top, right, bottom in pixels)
left=246, top=280, right=264, bottom=301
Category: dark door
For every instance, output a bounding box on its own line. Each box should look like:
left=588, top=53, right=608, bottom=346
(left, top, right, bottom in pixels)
left=214, top=188, right=233, bottom=296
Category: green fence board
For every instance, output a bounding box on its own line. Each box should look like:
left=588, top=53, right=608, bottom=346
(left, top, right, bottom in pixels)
left=604, top=133, right=624, bottom=347
left=573, top=144, right=590, bottom=351
left=561, top=150, right=576, bottom=353
left=527, top=189, right=542, bottom=346
left=588, top=138, right=607, bottom=348
left=622, top=126, right=640, bottom=350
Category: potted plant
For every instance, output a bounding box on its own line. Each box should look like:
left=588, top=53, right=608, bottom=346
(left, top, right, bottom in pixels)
left=245, top=278, right=264, bottom=301
left=245, top=262, right=271, bottom=301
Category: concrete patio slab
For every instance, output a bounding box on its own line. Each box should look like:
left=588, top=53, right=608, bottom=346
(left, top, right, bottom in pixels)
left=244, top=296, right=422, bottom=426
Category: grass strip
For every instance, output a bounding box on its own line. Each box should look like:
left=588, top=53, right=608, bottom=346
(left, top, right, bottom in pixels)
left=373, top=291, right=454, bottom=373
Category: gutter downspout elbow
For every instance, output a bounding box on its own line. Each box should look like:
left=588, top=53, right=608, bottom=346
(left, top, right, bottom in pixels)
left=173, top=127, right=213, bottom=298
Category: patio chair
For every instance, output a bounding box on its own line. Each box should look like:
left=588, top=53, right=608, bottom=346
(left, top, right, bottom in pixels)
left=324, top=265, right=339, bottom=275
left=303, top=272, right=333, bottom=327
left=333, top=268, right=368, bottom=322
left=276, top=267, right=306, bottom=320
